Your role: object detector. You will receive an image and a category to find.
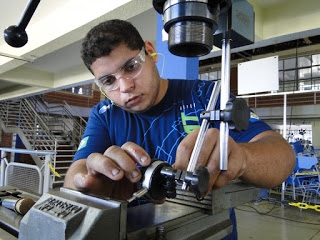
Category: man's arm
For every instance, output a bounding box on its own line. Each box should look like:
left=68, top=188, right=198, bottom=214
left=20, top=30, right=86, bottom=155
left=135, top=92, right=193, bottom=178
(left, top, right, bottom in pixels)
left=174, top=129, right=296, bottom=191
left=239, top=130, right=296, bottom=188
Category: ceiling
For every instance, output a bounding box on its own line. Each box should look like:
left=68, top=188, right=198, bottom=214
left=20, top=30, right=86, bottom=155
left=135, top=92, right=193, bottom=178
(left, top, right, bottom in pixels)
left=0, top=1, right=157, bottom=100
left=1, top=0, right=320, bottom=101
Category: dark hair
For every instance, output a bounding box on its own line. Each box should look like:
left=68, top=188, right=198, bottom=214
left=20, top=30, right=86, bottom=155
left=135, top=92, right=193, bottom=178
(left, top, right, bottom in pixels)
left=81, top=19, right=145, bottom=70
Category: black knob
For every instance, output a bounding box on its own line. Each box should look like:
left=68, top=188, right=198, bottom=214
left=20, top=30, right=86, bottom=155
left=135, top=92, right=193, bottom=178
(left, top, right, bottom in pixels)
left=220, top=98, right=250, bottom=131
left=4, top=25, right=28, bottom=48
left=3, top=0, right=40, bottom=48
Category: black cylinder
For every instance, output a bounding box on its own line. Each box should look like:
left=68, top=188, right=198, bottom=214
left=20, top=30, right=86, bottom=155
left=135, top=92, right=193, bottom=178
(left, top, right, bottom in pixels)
left=161, top=0, right=219, bottom=57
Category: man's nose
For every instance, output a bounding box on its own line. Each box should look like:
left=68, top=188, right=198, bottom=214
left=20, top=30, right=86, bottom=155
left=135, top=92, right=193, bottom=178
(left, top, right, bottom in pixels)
left=118, top=76, right=134, bottom=92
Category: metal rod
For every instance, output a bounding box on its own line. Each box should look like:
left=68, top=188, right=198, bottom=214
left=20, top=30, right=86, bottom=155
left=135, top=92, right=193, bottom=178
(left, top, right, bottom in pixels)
left=18, top=0, right=41, bottom=30
left=186, top=80, right=221, bottom=172
left=219, top=37, right=231, bottom=170
left=127, top=188, right=148, bottom=203
left=0, top=147, right=55, bottom=155
left=181, top=80, right=221, bottom=190
left=281, top=94, right=287, bottom=208
left=0, top=150, right=8, bottom=187
left=43, top=154, right=51, bottom=194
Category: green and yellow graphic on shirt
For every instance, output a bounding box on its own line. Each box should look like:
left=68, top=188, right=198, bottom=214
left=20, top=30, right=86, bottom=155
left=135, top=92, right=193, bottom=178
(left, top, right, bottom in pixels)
left=180, top=112, right=200, bottom=134
left=78, top=136, right=89, bottom=150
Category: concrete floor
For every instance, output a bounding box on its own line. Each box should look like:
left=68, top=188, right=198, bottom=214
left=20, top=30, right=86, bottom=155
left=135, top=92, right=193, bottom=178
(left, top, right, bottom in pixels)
left=235, top=198, right=320, bottom=240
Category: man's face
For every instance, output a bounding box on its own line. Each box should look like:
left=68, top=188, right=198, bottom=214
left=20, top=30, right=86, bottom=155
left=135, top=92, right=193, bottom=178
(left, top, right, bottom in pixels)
left=91, top=44, right=162, bottom=113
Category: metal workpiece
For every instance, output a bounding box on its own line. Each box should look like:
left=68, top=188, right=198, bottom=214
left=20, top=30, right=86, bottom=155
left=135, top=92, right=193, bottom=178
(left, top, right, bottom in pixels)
left=210, top=181, right=259, bottom=214
left=139, top=159, right=209, bottom=201
left=168, top=180, right=259, bottom=215
left=140, top=160, right=173, bottom=201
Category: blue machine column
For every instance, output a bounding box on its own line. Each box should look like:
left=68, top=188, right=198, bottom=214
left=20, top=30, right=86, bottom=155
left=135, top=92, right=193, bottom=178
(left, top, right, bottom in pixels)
left=155, top=14, right=199, bottom=80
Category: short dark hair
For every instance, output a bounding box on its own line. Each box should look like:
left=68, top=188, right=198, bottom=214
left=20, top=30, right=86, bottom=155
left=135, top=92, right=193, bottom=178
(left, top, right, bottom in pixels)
left=80, top=19, right=145, bottom=71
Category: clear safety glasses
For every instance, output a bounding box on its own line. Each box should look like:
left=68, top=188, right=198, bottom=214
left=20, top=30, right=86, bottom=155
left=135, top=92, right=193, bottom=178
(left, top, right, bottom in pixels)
left=95, top=47, right=146, bottom=91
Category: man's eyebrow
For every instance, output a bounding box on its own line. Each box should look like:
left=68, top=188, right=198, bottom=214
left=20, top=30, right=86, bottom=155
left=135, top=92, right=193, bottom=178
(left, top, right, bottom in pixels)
left=119, top=56, right=136, bottom=70
left=98, top=56, right=135, bottom=80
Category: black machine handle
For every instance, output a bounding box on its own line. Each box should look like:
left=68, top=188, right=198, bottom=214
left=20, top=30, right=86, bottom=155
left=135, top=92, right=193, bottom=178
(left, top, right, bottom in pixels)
left=4, top=0, right=41, bottom=47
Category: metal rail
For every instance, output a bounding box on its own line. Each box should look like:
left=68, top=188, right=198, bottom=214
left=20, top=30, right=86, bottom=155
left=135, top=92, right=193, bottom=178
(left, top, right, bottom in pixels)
left=0, top=148, right=56, bottom=194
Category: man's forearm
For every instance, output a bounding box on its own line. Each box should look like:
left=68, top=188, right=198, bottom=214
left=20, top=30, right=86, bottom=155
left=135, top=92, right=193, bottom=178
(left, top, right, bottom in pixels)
left=239, top=130, right=296, bottom=188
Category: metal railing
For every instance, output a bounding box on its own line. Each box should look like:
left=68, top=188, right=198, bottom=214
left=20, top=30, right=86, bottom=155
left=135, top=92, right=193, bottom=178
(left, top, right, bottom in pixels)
left=26, top=96, right=86, bottom=186
left=0, top=148, right=56, bottom=194
left=0, top=97, right=86, bottom=187
left=28, top=96, right=86, bottom=147
left=0, top=99, right=57, bottom=167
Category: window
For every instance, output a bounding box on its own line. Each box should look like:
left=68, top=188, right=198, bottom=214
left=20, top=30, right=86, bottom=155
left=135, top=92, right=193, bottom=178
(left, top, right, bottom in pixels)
left=279, top=53, right=320, bottom=92
left=62, top=84, right=93, bottom=96
left=199, top=70, right=221, bottom=81
left=200, top=53, right=320, bottom=93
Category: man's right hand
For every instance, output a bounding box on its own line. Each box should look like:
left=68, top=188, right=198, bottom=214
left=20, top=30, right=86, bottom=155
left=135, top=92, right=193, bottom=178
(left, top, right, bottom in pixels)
left=63, top=142, right=152, bottom=200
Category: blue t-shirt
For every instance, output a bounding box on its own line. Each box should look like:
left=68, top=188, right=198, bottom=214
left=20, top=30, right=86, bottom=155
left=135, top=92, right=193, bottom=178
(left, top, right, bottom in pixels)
left=75, top=79, right=271, bottom=162
left=74, top=79, right=271, bottom=239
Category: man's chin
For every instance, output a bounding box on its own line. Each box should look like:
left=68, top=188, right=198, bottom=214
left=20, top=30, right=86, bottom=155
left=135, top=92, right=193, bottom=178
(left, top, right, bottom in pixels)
left=126, top=105, right=152, bottom=114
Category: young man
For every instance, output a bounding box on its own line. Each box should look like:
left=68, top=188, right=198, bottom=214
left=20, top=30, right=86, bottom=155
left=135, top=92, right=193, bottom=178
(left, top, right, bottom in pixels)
left=64, top=19, right=295, bottom=239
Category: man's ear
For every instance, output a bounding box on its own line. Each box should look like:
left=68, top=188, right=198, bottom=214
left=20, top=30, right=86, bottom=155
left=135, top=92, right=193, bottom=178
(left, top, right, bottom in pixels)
left=144, top=40, right=158, bottom=62
left=144, top=41, right=156, bottom=55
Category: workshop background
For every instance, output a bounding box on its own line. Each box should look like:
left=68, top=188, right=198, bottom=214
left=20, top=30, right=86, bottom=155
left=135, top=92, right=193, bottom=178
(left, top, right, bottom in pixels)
left=0, top=0, right=320, bottom=239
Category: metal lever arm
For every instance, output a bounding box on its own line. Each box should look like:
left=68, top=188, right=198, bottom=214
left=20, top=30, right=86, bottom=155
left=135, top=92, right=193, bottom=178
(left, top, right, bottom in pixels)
left=181, top=81, right=221, bottom=191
